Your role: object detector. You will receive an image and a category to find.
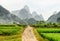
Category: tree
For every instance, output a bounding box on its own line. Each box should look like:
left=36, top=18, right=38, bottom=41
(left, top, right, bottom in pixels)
left=53, top=23, right=58, bottom=27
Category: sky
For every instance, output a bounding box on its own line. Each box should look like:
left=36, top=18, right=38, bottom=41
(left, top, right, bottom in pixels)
left=0, top=0, right=60, bottom=20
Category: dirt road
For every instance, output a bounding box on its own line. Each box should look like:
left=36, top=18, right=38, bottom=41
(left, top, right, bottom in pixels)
left=22, top=26, right=38, bottom=41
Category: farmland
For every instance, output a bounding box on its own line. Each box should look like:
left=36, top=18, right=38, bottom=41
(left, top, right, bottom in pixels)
left=30, top=22, right=60, bottom=41
left=0, top=23, right=60, bottom=41
left=36, top=28, right=60, bottom=41
left=41, top=33, right=60, bottom=41
left=37, top=28, right=60, bottom=33
left=0, top=24, right=26, bottom=41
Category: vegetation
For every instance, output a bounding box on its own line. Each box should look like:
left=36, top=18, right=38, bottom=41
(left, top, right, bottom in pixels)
left=33, top=28, right=46, bottom=41
left=31, top=21, right=60, bottom=28
left=37, top=28, right=60, bottom=33
left=31, top=21, right=60, bottom=41
left=30, top=20, right=60, bottom=27
left=40, top=33, right=60, bottom=41
left=36, top=27, right=60, bottom=41
left=0, top=24, right=26, bottom=41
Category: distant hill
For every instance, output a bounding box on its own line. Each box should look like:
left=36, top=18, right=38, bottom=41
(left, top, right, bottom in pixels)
left=32, top=12, right=44, bottom=21
left=12, top=5, right=32, bottom=20
left=0, top=5, right=27, bottom=24
left=0, top=5, right=12, bottom=24
left=47, top=12, right=60, bottom=23
left=26, top=18, right=37, bottom=25
left=12, top=5, right=44, bottom=24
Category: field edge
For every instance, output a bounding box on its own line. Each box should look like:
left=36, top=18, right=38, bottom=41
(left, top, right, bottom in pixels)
left=33, top=27, right=47, bottom=41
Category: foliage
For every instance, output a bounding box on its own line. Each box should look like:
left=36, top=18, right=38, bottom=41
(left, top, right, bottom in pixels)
left=40, top=33, right=60, bottom=41
left=31, top=22, right=60, bottom=28
left=0, top=24, right=26, bottom=35
left=37, top=27, right=60, bottom=41
left=0, top=24, right=26, bottom=41
left=37, top=28, right=60, bottom=33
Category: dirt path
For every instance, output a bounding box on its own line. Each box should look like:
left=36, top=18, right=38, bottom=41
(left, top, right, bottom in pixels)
left=22, top=26, right=38, bottom=41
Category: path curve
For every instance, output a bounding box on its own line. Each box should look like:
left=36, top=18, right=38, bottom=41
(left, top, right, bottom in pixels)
left=22, top=26, right=38, bottom=41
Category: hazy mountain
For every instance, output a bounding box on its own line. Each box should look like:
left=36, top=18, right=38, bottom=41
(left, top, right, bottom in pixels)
left=12, top=5, right=32, bottom=20
left=47, top=12, right=60, bottom=23
left=12, top=5, right=37, bottom=24
left=32, top=12, right=44, bottom=21
left=12, top=6, right=44, bottom=24
left=32, top=12, right=38, bottom=17
left=0, top=5, right=10, bottom=15
left=0, top=5, right=12, bottom=24
left=0, top=5, right=27, bottom=24
left=10, top=14, right=27, bottom=24
left=23, top=11, right=44, bottom=24
left=26, top=18, right=37, bottom=25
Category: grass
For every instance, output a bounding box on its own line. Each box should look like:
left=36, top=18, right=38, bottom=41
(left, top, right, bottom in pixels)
left=33, top=28, right=47, bottom=41
left=37, top=28, right=60, bottom=33
left=41, top=33, right=60, bottom=41
left=36, top=27, right=60, bottom=41
left=31, top=23, right=60, bottom=41
left=0, top=24, right=26, bottom=41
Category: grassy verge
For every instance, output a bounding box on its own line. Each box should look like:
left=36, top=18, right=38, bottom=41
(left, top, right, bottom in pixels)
left=33, top=28, right=47, bottom=41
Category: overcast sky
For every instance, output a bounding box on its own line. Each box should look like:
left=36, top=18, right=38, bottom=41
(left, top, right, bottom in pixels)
left=0, top=0, right=60, bottom=20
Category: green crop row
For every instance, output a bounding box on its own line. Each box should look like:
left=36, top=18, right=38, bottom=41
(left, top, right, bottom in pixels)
left=36, top=28, right=60, bottom=41
left=0, top=24, right=26, bottom=41
left=0, top=24, right=27, bottom=36
left=37, top=28, right=60, bottom=33
left=40, top=33, right=60, bottom=41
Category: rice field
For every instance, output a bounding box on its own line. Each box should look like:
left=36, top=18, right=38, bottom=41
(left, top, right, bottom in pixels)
left=36, top=28, right=60, bottom=41
left=37, top=28, right=60, bottom=33
left=0, top=24, right=26, bottom=41
left=41, top=33, right=60, bottom=41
